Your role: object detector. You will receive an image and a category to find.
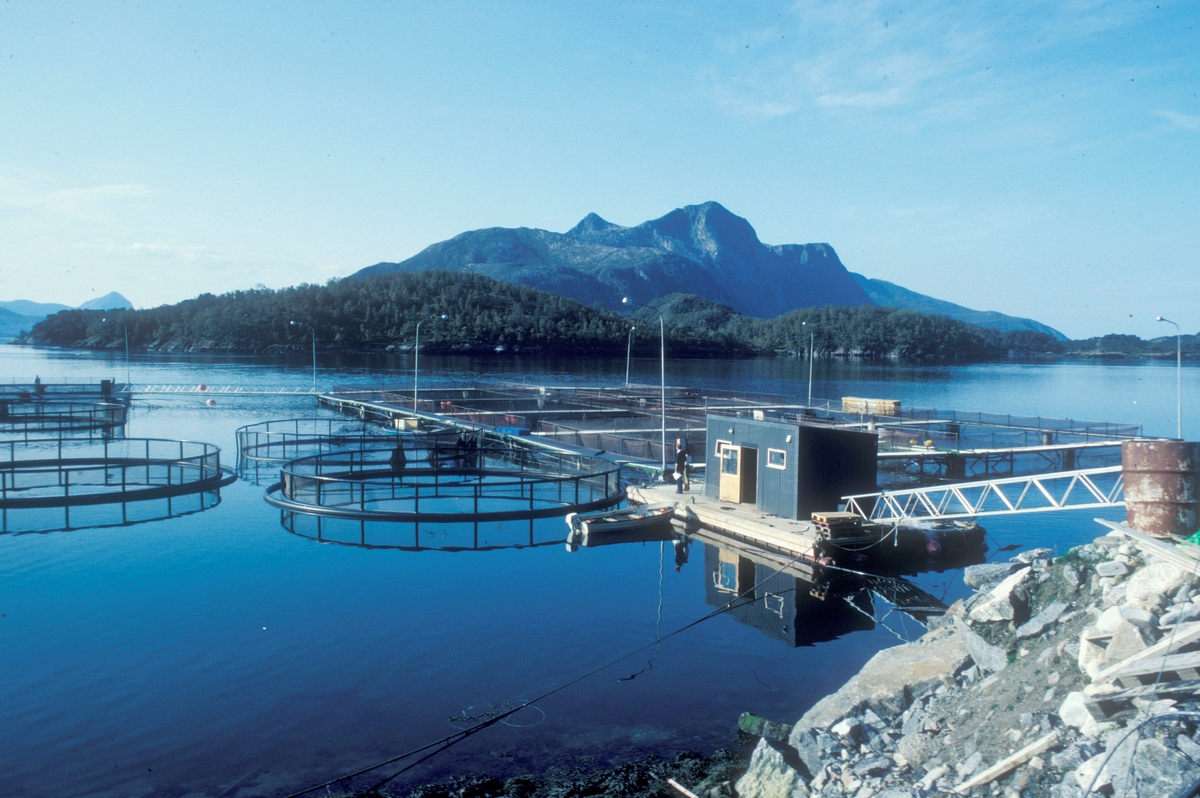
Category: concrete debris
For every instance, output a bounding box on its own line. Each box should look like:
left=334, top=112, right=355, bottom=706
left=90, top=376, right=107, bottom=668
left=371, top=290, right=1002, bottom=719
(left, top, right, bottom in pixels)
left=731, top=530, right=1200, bottom=798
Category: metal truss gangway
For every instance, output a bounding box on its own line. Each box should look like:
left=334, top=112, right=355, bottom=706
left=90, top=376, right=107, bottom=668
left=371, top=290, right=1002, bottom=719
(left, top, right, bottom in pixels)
left=843, top=466, right=1124, bottom=524
left=128, top=384, right=321, bottom=395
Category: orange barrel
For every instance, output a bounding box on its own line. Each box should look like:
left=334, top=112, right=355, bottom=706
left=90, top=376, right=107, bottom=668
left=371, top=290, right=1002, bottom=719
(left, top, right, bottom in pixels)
left=1122, top=440, right=1200, bottom=538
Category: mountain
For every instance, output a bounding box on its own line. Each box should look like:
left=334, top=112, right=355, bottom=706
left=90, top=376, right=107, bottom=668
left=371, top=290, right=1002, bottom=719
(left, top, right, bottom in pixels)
left=354, top=202, right=874, bottom=318
left=0, top=307, right=44, bottom=341
left=78, top=292, right=133, bottom=311
left=0, top=292, right=133, bottom=341
left=851, top=274, right=1069, bottom=342
left=0, top=300, right=72, bottom=317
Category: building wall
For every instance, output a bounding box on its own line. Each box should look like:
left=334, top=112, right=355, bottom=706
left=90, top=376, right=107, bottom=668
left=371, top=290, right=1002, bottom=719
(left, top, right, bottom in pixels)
left=704, top=414, right=877, bottom=520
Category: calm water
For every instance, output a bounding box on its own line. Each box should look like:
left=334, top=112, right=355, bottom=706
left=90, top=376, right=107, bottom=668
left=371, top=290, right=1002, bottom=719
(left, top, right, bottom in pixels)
left=1, top=347, right=1196, bottom=797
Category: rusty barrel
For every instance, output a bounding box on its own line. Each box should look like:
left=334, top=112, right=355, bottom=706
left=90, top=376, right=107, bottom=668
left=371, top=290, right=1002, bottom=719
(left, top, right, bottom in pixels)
left=1122, top=440, right=1200, bottom=538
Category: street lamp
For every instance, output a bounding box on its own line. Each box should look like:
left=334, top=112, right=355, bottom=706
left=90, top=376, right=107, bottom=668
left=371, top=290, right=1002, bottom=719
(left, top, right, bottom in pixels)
left=414, top=314, right=448, bottom=413
left=625, top=326, right=636, bottom=389
left=802, top=320, right=816, bottom=409
left=102, top=317, right=130, bottom=386
left=1157, top=315, right=1182, bottom=440
left=622, top=298, right=666, bottom=472
left=290, top=320, right=317, bottom=391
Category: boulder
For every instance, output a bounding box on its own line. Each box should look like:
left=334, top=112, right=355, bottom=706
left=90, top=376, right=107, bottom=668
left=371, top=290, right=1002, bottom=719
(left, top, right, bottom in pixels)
left=1094, top=560, right=1130, bottom=578
left=1062, top=565, right=1083, bottom=591
left=852, top=755, right=892, bottom=777
left=1014, top=547, right=1054, bottom=564
left=1126, top=563, right=1191, bottom=610
left=735, top=738, right=811, bottom=798
left=1096, top=605, right=1155, bottom=633
left=969, top=566, right=1032, bottom=623
left=897, top=732, right=938, bottom=770
left=954, top=617, right=1009, bottom=673
left=789, top=728, right=826, bottom=779
left=1017, top=600, right=1070, bottom=639
left=1107, top=737, right=1200, bottom=798
left=964, top=562, right=1020, bottom=588
left=1105, top=619, right=1156, bottom=665
left=789, top=627, right=969, bottom=747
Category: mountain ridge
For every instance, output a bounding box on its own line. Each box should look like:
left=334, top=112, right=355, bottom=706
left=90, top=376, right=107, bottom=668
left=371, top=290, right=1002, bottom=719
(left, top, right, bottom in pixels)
left=355, top=201, right=874, bottom=317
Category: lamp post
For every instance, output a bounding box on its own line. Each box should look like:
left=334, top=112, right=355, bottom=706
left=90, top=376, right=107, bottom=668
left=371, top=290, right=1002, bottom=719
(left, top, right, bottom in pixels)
left=414, top=314, right=448, bottom=413
left=290, top=320, right=317, bottom=391
left=622, top=298, right=666, bottom=472
left=802, top=320, right=815, bottom=409
left=1157, top=315, right=1182, bottom=440
left=625, top=326, right=636, bottom=389
left=102, top=317, right=130, bottom=386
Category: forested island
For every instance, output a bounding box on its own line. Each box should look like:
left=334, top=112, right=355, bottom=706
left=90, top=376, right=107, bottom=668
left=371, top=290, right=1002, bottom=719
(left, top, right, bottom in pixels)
left=10, top=270, right=1192, bottom=360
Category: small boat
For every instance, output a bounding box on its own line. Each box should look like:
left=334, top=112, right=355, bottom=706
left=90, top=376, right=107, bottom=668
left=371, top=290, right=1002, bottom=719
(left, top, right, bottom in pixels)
left=565, top=502, right=677, bottom=550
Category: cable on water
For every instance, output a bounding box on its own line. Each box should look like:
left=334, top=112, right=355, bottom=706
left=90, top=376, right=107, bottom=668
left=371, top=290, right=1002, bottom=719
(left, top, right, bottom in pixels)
left=283, top=542, right=818, bottom=798
left=619, top=540, right=666, bottom=682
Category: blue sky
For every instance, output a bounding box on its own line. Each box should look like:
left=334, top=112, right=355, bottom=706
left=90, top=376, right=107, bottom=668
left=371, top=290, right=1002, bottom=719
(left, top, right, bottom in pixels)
left=1, top=1, right=1196, bottom=339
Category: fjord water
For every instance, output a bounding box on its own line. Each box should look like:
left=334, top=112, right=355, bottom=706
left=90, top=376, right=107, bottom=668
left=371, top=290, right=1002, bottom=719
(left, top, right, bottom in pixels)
left=1, top=346, right=1195, bottom=797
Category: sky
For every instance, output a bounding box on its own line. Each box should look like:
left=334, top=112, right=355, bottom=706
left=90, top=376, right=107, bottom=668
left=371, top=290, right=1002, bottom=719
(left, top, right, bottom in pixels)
left=0, top=1, right=1196, bottom=339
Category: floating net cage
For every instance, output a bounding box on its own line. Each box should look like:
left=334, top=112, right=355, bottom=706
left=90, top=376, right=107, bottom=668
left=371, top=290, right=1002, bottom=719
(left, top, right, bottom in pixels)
left=0, top=399, right=129, bottom=439
left=264, top=441, right=624, bottom=525
left=279, top=510, right=572, bottom=551
left=0, top=437, right=236, bottom=534
left=235, top=416, right=400, bottom=481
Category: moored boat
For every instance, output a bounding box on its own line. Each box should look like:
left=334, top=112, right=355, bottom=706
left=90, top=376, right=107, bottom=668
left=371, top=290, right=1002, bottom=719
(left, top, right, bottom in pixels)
left=565, top=502, right=677, bottom=550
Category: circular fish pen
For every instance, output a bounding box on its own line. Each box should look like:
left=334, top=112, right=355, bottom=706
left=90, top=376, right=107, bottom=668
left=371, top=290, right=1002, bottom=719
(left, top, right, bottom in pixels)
left=0, top=437, right=237, bottom=533
left=0, top=399, right=129, bottom=439
left=264, top=442, right=624, bottom=524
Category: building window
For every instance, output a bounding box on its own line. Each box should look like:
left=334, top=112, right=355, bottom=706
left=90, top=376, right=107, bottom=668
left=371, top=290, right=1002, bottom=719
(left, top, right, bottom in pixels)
left=721, top=447, right=740, bottom=475
left=767, top=448, right=787, bottom=470
left=715, top=439, right=731, bottom=456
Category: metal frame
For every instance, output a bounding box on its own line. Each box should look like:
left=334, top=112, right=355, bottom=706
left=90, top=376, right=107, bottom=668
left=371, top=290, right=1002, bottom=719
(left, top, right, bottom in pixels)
left=265, top=446, right=624, bottom=523
left=844, top=466, right=1124, bottom=523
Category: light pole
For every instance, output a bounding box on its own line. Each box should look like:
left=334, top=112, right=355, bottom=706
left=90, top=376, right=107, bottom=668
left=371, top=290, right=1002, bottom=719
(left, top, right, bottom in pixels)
left=102, top=317, right=130, bottom=386
left=625, top=326, right=636, bottom=389
left=290, top=320, right=317, bottom=391
left=802, top=320, right=815, bottom=409
left=414, top=314, right=448, bottom=413
left=622, top=298, right=666, bottom=472
left=1157, top=315, right=1182, bottom=439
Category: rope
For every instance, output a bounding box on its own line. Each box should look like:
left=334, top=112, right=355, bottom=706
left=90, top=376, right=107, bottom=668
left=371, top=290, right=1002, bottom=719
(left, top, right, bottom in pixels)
left=283, top=542, right=816, bottom=798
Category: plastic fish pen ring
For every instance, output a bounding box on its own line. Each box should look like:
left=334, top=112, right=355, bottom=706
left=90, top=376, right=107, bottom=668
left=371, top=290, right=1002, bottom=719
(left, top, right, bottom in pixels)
left=264, top=445, right=625, bottom=523
left=0, top=437, right=237, bottom=513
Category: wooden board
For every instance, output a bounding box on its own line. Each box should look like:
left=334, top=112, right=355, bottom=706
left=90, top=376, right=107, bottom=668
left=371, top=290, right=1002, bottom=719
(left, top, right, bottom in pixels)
left=1084, top=678, right=1200, bottom=721
left=1090, top=621, right=1200, bottom=686
left=1115, top=650, right=1200, bottom=688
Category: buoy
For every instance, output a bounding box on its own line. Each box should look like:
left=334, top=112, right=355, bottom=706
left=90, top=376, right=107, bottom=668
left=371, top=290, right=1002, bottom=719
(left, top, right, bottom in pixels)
left=198, top=384, right=207, bottom=392
left=205, top=398, right=216, bottom=407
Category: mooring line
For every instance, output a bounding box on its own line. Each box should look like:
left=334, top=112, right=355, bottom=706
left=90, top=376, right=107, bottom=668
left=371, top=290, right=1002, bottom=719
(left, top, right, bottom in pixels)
left=283, top=542, right=817, bottom=798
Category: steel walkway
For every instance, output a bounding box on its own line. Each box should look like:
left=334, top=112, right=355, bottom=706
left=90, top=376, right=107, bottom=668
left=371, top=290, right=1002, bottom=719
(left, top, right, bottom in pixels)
left=843, top=466, right=1125, bottom=523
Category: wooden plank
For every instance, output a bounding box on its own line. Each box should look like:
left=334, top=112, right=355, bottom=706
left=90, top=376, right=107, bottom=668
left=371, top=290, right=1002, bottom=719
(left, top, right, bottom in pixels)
left=954, top=731, right=1059, bottom=793
left=1084, top=678, right=1200, bottom=721
left=1096, top=519, right=1200, bottom=573
left=1090, top=621, right=1200, bottom=685
left=1116, top=650, right=1200, bottom=688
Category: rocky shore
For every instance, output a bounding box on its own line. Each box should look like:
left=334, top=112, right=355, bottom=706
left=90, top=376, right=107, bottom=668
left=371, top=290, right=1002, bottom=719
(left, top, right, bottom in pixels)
left=731, top=528, right=1200, bottom=798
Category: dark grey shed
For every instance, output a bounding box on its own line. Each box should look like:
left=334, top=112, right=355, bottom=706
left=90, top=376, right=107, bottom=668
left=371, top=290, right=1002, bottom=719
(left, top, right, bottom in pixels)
left=703, top=414, right=877, bottom=520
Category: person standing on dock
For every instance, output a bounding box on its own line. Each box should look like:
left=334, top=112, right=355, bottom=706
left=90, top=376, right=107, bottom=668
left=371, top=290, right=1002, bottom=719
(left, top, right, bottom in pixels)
left=674, top=440, right=687, bottom=494
left=682, top=437, right=691, bottom=492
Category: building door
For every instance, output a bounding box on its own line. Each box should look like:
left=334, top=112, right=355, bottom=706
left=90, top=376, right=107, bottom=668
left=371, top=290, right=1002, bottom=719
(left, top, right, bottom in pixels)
left=740, top=446, right=758, bottom=504
left=719, top=444, right=741, bottom=502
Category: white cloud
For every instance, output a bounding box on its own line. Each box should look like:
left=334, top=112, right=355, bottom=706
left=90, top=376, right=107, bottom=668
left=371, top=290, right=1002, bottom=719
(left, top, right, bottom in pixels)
left=1156, top=110, right=1200, bottom=132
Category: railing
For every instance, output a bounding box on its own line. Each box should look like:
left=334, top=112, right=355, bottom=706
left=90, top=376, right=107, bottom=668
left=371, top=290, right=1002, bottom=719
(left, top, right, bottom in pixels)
left=267, top=446, right=624, bottom=522
left=236, top=417, right=396, bottom=464
left=0, top=438, right=236, bottom=510
left=0, top=401, right=128, bottom=436
left=844, top=466, right=1125, bottom=523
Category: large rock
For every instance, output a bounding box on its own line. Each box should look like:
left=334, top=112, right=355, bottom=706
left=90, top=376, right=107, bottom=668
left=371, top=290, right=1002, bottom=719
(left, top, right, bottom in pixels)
left=1096, top=605, right=1155, bottom=633
left=1017, top=600, right=1070, bottom=639
left=735, top=738, right=810, bottom=798
left=954, top=617, right=1009, bottom=673
left=1107, top=737, right=1200, bottom=797
left=963, top=562, right=1021, bottom=588
left=969, top=566, right=1032, bottom=623
left=1164, top=603, right=1200, bottom=626
left=789, top=626, right=969, bottom=747
left=1126, top=563, right=1191, bottom=610
left=1094, top=560, right=1130, bottom=578
left=1105, top=619, right=1156, bottom=664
